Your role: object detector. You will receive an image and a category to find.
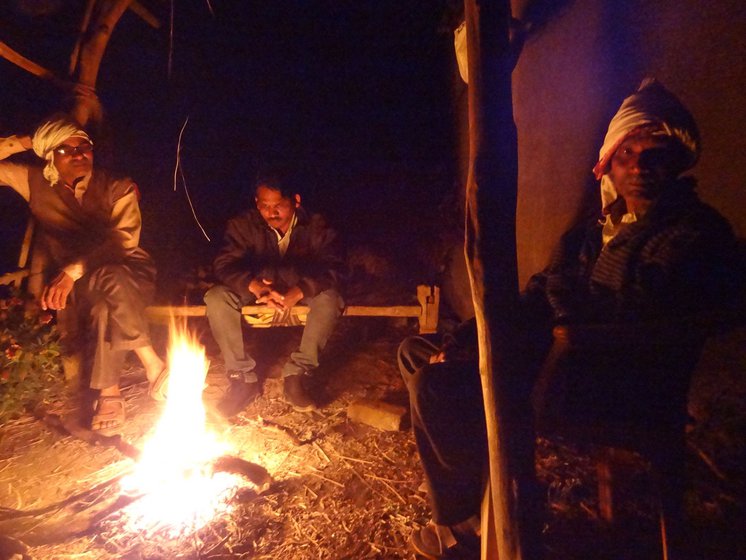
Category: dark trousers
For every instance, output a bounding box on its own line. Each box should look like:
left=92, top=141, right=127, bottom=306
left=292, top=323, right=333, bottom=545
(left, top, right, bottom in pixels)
left=59, top=262, right=155, bottom=389
left=398, top=336, right=486, bottom=526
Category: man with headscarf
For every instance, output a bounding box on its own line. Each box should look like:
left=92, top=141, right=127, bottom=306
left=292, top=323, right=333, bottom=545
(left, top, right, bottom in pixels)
left=0, top=117, right=168, bottom=434
left=399, top=80, right=740, bottom=559
left=528, top=78, right=737, bottom=323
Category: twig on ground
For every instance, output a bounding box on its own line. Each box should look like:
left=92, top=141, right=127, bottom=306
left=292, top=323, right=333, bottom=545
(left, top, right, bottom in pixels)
left=307, top=469, right=345, bottom=488
left=365, top=474, right=406, bottom=504
left=688, top=440, right=728, bottom=481
left=313, top=441, right=331, bottom=463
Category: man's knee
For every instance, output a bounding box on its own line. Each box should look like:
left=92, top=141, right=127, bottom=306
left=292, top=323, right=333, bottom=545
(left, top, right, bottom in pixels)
left=204, top=284, right=239, bottom=310
left=308, top=289, right=344, bottom=316
left=88, top=264, right=132, bottom=291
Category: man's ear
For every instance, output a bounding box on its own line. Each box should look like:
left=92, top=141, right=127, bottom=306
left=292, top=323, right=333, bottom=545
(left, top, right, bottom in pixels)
left=294, top=194, right=301, bottom=208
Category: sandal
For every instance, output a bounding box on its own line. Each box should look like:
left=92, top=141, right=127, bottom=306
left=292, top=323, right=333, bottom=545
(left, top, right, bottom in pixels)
left=148, top=366, right=170, bottom=401
left=91, top=396, right=126, bottom=436
left=410, top=520, right=480, bottom=559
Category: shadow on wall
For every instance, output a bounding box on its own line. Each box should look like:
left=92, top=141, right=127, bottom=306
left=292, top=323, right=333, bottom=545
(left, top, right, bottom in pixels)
left=513, top=0, right=745, bottom=284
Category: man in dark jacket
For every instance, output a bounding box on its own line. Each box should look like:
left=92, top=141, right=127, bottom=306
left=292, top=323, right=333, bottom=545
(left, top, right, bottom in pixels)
left=204, top=172, right=345, bottom=415
left=399, top=79, right=740, bottom=559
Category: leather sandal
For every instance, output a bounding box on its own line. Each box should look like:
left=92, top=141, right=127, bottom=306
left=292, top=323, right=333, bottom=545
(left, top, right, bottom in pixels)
left=148, top=366, right=170, bottom=401
left=91, top=396, right=126, bottom=436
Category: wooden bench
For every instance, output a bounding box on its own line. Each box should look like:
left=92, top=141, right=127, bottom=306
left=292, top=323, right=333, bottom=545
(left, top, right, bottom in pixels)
left=146, top=284, right=440, bottom=334
left=1, top=218, right=440, bottom=334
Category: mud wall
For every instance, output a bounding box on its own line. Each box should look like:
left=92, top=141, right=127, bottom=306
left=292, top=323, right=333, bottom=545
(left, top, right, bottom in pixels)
left=510, top=0, right=746, bottom=285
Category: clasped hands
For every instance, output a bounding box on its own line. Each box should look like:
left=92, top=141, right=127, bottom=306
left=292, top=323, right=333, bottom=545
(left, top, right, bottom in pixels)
left=249, top=278, right=304, bottom=311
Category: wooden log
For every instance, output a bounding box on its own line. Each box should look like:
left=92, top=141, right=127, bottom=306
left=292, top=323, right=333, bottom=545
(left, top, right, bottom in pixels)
left=211, top=456, right=272, bottom=492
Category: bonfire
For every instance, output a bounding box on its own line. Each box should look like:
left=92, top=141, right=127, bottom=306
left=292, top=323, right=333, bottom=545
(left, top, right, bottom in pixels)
left=117, top=323, right=266, bottom=539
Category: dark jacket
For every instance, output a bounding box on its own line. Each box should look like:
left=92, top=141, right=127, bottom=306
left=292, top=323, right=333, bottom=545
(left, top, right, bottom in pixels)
left=213, top=206, right=345, bottom=299
left=525, top=177, right=739, bottom=323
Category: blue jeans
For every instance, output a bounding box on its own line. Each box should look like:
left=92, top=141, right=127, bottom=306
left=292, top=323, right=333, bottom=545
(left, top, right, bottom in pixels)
left=204, top=285, right=344, bottom=382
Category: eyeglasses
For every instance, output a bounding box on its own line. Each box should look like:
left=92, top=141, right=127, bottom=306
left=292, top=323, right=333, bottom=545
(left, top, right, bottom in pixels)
left=54, top=142, right=93, bottom=156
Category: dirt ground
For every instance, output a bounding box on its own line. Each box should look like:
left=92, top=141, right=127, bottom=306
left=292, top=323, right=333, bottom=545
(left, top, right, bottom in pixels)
left=0, top=317, right=744, bottom=560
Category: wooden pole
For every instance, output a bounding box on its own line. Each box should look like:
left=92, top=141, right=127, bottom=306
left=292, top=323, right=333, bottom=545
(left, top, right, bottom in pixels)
left=463, top=1, right=540, bottom=559
left=71, top=0, right=135, bottom=126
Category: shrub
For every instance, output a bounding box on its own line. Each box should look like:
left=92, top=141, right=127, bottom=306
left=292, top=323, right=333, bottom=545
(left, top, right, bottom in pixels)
left=0, top=289, right=64, bottom=422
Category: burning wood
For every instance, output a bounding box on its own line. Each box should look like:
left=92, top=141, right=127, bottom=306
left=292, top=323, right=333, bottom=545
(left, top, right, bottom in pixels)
left=113, top=322, right=272, bottom=536
left=4, top=322, right=272, bottom=548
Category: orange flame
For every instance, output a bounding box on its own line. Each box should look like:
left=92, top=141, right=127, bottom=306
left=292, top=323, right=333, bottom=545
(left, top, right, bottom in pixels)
left=120, top=322, right=244, bottom=536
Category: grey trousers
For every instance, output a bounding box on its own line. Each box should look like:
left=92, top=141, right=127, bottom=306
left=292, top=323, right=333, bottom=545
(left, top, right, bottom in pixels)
left=59, top=262, right=155, bottom=390
left=204, top=285, right=343, bottom=382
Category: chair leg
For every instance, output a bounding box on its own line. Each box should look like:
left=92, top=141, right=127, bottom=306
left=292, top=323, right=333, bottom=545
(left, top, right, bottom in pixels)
left=596, top=447, right=616, bottom=523
left=652, top=435, right=686, bottom=560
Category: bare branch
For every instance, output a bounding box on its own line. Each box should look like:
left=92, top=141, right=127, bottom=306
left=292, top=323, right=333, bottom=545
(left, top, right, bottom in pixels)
left=0, top=40, right=69, bottom=90
left=130, top=1, right=161, bottom=29
left=69, top=0, right=97, bottom=77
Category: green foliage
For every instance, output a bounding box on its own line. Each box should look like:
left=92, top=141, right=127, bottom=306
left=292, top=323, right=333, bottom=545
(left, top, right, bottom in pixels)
left=0, top=288, right=64, bottom=422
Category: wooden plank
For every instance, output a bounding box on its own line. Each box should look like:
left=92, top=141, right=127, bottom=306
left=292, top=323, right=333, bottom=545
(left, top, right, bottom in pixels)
left=145, top=304, right=423, bottom=319
left=341, top=306, right=421, bottom=317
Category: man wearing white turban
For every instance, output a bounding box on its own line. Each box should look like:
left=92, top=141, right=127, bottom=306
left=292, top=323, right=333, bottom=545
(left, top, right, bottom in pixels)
left=398, top=80, right=740, bottom=559
left=0, top=117, right=169, bottom=435
left=531, top=78, right=737, bottom=323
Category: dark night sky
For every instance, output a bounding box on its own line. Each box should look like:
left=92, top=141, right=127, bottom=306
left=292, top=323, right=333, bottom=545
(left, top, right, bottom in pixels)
left=0, top=1, right=459, bottom=292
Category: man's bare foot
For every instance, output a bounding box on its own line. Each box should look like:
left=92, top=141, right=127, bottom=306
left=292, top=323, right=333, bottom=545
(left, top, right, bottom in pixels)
left=91, top=396, right=126, bottom=435
left=135, top=345, right=166, bottom=385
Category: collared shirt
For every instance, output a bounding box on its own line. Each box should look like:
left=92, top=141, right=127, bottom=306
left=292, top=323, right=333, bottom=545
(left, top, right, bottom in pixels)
left=601, top=211, right=638, bottom=246
left=271, top=213, right=298, bottom=257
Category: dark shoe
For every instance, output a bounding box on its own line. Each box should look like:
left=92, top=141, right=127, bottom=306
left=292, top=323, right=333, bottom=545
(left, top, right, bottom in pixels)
left=217, top=378, right=260, bottom=417
left=410, top=519, right=480, bottom=560
left=283, top=374, right=316, bottom=412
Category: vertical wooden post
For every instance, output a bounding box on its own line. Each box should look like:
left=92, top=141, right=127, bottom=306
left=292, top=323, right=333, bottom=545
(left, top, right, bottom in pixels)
left=463, top=1, right=540, bottom=559
left=70, top=0, right=134, bottom=126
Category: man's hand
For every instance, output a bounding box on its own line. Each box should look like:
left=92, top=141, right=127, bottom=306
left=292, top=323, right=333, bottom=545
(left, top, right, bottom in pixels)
left=428, top=351, right=446, bottom=364
left=248, top=278, right=272, bottom=299
left=281, top=285, right=304, bottom=309
left=250, top=278, right=285, bottom=309
left=255, top=284, right=304, bottom=311
left=41, top=272, right=74, bottom=310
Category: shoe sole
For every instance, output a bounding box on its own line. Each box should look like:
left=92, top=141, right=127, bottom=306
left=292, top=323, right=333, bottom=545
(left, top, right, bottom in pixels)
left=288, top=401, right=317, bottom=413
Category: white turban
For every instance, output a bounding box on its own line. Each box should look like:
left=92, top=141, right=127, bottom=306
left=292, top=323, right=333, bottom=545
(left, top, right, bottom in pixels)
left=31, top=118, right=92, bottom=186
left=593, top=78, right=700, bottom=214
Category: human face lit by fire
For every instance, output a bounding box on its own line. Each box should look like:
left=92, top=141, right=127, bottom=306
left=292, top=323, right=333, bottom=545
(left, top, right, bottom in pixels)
left=608, top=131, right=682, bottom=214
left=52, top=135, right=94, bottom=187
left=255, top=184, right=300, bottom=235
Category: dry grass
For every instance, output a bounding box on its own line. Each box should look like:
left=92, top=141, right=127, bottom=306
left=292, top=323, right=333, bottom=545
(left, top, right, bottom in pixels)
left=0, top=322, right=743, bottom=559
